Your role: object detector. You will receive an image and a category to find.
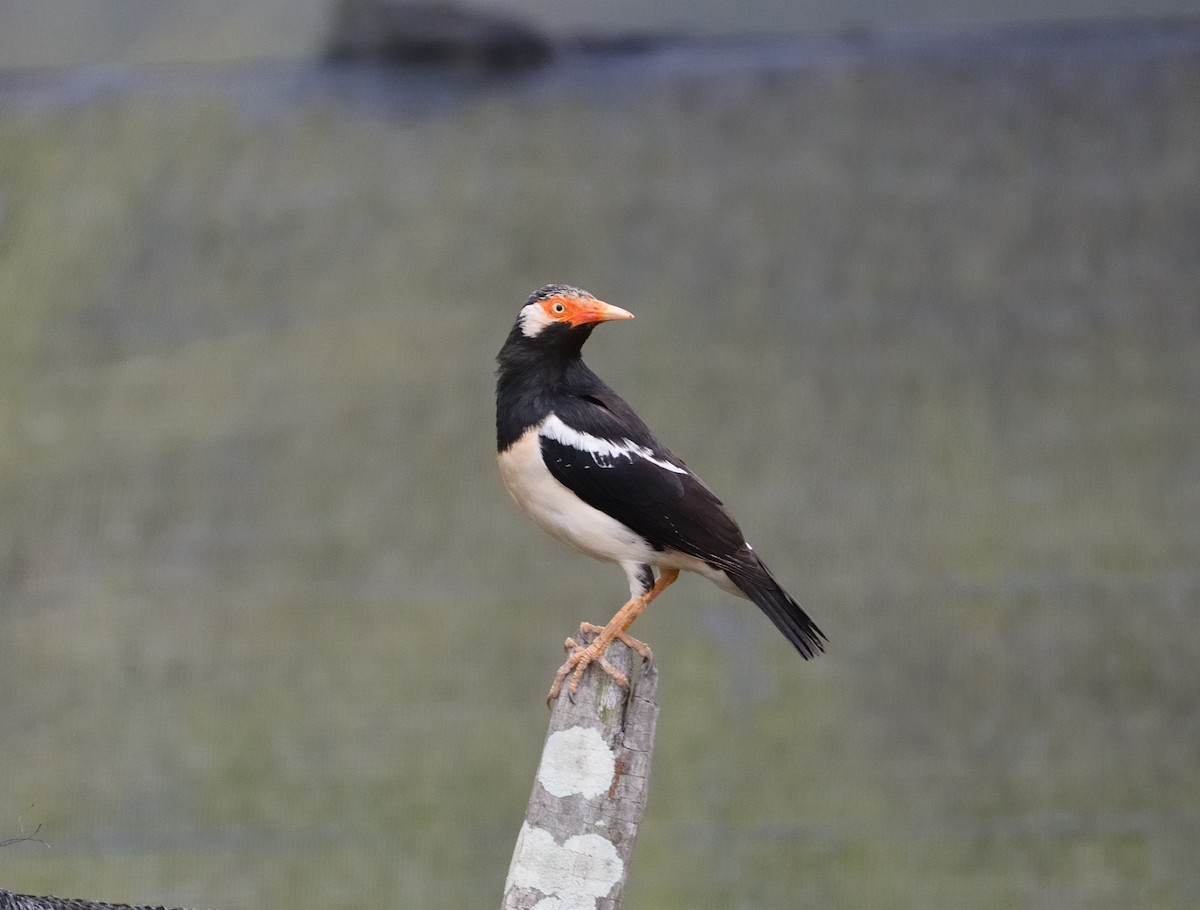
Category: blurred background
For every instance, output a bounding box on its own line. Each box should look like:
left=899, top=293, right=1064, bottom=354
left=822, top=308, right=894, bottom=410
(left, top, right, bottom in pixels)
left=2, top=2, right=1198, bottom=908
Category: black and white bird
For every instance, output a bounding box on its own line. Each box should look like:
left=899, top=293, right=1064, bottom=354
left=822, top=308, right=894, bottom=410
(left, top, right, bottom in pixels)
left=496, top=284, right=825, bottom=700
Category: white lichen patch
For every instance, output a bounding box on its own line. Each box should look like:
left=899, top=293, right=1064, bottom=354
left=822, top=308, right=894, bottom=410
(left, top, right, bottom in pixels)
left=505, top=822, right=624, bottom=910
left=537, top=726, right=616, bottom=799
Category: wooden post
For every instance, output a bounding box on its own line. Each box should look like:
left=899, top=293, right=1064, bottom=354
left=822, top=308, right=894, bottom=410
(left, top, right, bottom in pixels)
left=0, top=889, right=188, bottom=910
left=501, top=630, right=660, bottom=910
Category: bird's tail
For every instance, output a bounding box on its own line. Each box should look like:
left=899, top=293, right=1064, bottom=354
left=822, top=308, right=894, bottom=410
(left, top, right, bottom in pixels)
left=732, top=556, right=826, bottom=659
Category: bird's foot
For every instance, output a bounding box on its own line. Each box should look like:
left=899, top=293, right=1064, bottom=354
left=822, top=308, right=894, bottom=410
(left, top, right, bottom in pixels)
left=546, top=625, right=653, bottom=705
left=579, top=622, right=652, bottom=660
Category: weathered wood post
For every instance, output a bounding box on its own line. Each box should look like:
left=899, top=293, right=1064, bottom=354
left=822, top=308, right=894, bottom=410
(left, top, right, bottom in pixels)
left=501, top=631, right=660, bottom=910
left=0, top=889, right=189, bottom=910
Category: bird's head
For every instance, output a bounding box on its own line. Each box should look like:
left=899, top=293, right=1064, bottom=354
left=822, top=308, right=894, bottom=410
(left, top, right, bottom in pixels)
left=498, top=284, right=634, bottom=377
left=514, top=285, right=634, bottom=341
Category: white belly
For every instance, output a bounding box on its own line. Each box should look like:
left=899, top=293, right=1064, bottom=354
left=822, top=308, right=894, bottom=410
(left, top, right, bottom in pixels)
left=497, top=427, right=656, bottom=566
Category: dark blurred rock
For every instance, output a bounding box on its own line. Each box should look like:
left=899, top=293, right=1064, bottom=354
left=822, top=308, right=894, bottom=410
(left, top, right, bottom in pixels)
left=325, top=0, right=553, bottom=72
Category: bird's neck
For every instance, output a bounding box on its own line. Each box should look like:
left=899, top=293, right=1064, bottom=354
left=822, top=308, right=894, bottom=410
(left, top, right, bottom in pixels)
left=496, top=348, right=597, bottom=451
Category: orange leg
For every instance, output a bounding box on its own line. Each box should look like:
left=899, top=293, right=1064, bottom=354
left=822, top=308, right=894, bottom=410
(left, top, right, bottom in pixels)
left=548, top=568, right=679, bottom=704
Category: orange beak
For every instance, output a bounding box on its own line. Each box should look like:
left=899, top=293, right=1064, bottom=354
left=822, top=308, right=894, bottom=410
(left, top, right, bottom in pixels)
left=570, top=299, right=635, bottom=327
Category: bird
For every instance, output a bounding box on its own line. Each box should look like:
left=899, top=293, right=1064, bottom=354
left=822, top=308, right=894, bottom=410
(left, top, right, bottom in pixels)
left=496, top=284, right=825, bottom=701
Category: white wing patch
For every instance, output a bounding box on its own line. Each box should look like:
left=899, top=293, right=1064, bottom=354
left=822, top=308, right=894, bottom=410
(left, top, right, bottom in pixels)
left=497, top=428, right=657, bottom=569
left=541, top=413, right=688, bottom=475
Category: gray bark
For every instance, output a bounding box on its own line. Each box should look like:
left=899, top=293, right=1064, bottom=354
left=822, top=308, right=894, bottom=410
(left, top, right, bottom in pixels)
left=0, top=891, right=189, bottom=910
left=502, top=631, right=660, bottom=910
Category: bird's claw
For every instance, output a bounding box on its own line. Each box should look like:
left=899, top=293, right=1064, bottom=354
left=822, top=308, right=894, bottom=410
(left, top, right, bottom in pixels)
left=546, top=626, right=652, bottom=707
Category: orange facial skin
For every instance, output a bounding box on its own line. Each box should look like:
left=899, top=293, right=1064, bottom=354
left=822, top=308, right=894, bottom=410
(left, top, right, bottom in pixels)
left=538, top=292, right=635, bottom=328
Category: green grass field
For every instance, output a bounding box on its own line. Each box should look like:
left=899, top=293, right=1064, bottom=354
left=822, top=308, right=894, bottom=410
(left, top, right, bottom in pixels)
left=2, top=24, right=1199, bottom=909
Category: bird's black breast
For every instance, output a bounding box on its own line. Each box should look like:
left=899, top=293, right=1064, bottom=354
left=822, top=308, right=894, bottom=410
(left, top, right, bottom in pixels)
left=495, top=319, right=597, bottom=451
left=496, top=384, right=545, bottom=452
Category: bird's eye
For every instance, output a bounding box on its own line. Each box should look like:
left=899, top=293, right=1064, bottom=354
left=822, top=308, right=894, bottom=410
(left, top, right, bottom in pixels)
left=552, top=302, right=566, bottom=314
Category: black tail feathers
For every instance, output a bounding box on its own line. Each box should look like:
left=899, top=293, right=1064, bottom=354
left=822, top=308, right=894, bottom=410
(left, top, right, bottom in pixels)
left=732, top=557, right=826, bottom=659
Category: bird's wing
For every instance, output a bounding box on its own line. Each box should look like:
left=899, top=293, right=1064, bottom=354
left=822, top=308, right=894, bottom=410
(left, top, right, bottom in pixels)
left=538, top=392, right=749, bottom=573
left=541, top=386, right=827, bottom=659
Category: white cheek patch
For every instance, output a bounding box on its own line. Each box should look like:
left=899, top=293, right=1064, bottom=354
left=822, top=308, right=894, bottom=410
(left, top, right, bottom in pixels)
left=519, top=303, right=555, bottom=338
left=542, top=414, right=688, bottom=475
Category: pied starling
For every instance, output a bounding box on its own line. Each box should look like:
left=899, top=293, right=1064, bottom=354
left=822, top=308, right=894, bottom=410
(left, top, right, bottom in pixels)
left=496, top=285, right=825, bottom=701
